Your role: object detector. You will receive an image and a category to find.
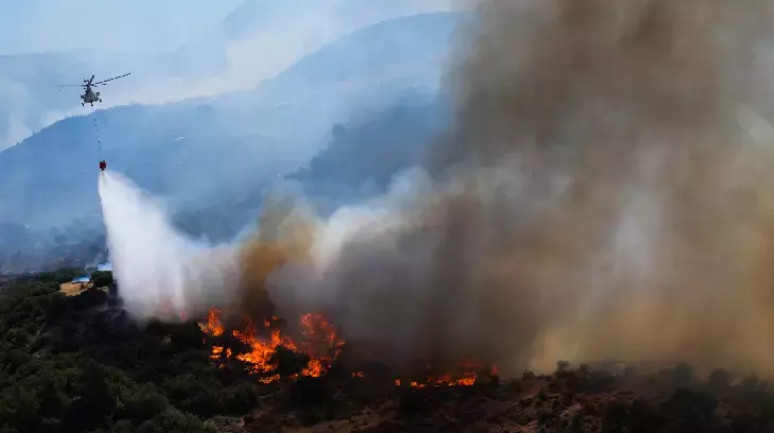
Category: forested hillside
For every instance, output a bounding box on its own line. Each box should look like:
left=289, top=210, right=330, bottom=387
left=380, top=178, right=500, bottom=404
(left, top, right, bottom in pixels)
left=4, top=272, right=774, bottom=432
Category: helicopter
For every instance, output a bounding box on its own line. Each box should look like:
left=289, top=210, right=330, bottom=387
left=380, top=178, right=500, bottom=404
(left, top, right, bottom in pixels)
left=57, top=73, right=131, bottom=106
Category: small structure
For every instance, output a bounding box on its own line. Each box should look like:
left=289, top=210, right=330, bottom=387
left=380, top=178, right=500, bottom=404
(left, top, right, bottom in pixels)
left=72, top=275, right=91, bottom=283
left=59, top=264, right=115, bottom=298
left=60, top=274, right=92, bottom=297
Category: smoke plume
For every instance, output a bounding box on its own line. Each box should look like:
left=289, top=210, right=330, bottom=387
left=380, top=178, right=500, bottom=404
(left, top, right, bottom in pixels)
left=264, top=0, right=774, bottom=378
left=100, top=0, right=774, bottom=379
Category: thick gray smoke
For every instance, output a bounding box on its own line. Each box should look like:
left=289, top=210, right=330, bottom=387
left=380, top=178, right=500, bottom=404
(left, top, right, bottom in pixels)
left=264, top=0, right=774, bottom=377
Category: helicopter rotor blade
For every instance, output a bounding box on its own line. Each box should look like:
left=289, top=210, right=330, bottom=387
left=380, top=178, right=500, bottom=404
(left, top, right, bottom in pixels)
left=92, top=72, right=131, bottom=86
left=56, top=84, right=87, bottom=87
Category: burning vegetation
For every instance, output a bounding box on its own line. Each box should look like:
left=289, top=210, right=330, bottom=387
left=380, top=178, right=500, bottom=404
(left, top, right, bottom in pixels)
left=199, top=308, right=343, bottom=382
left=198, top=307, right=494, bottom=389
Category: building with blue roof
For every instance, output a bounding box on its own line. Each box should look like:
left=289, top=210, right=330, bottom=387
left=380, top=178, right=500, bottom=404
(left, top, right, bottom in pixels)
left=72, top=275, right=91, bottom=283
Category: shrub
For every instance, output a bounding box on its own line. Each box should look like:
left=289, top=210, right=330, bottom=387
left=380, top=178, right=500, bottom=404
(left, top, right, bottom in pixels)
left=121, top=384, right=169, bottom=422
left=135, top=409, right=211, bottom=433
left=91, top=271, right=115, bottom=288
left=708, top=369, right=731, bottom=391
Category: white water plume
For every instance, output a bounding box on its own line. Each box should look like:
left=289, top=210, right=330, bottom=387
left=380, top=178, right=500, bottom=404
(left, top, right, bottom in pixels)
left=97, top=171, right=240, bottom=323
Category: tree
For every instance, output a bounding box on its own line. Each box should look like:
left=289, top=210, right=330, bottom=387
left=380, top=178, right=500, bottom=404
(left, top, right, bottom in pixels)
left=661, top=389, right=718, bottom=431
left=670, top=363, right=694, bottom=388
left=135, top=409, right=211, bottom=433
left=91, top=271, right=114, bottom=288
left=0, top=384, right=41, bottom=432
left=708, top=369, right=731, bottom=391
left=64, top=359, right=116, bottom=431
left=120, top=384, right=169, bottom=421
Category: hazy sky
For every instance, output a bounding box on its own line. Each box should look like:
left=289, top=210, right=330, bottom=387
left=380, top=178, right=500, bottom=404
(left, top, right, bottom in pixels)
left=0, top=0, right=461, bottom=149
left=0, top=0, right=242, bottom=54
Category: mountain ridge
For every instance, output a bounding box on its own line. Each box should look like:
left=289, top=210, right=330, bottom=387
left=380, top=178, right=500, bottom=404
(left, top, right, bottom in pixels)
left=0, top=1, right=461, bottom=150
left=0, top=12, right=463, bottom=273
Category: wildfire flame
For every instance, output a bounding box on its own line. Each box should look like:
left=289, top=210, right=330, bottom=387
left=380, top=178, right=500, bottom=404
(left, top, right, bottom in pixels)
left=199, top=308, right=493, bottom=388
left=298, top=313, right=345, bottom=377
left=395, top=361, right=499, bottom=388
left=397, top=373, right=478, bottom=389
left=198, top=307, right=224, bottom=337
left=199, top=308, right=345, bottom=383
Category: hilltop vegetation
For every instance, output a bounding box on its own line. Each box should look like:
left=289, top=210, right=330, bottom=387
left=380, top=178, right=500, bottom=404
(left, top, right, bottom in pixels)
left=0, top=270, right=258, bottom=432
left=4, top=271, right=774, bottom=432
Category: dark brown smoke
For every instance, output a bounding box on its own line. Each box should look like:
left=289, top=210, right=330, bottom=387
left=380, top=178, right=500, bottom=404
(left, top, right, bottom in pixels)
left=249, top=0, right=774, bottom=378
left=233, top=196, right=317, bottom=323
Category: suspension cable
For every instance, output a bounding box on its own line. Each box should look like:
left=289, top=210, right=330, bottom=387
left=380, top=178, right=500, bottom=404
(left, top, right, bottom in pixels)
left=90, top=105, right=102, bottom=152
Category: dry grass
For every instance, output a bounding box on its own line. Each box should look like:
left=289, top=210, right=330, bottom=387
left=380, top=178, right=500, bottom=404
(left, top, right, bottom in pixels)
left=59, top=282, right=91, bottom=297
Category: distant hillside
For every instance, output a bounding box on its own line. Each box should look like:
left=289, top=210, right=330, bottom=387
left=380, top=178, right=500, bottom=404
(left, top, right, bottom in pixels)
left=171, top=89, right=452, bottom=243
left=288, top=92, right=453, bottom=212
left=0, top=12, right=462, bottom=227
left=0, top=47, right=227, bottom=149
left=220, top=0, right=458, bottom=42
left=0, top=0, right=460, bottom=150
left=0, top=12, right=463, bottom=273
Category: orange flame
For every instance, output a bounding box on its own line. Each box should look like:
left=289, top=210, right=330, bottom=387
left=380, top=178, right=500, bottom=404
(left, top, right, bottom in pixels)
left=210, top=345, right=224, bottom=361
left=396, top=361, right=497, bottom=388
left=298, top=313, right=346, bottom=376
left=303, top=358, right=325, bottom=377
left=259, top=374, right=280, bottom=384
left=200, top=308, right=493, bottom=388
left=199, top=308, right=345, bottom=383
left=233, top=325, right=299, bottom=375
left=199, top=307, right=224, bottom=337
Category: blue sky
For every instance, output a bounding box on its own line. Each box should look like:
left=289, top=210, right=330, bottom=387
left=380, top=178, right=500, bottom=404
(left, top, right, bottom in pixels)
left=0, top=0, right=242, bottom=54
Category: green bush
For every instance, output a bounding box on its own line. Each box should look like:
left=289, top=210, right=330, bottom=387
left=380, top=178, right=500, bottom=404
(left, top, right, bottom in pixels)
left=135, top=409, right=211, bottom=433
left=708, top=369, right=731, bottom=391
left=0, top=270, right=236, bottom=433
left=120, top=384, right=169, bottom=421
left=670, top=362, right=694, bottom=388
left=90, top=271, right=114, bottom=288
left=224, top=382, right=260, bottom=414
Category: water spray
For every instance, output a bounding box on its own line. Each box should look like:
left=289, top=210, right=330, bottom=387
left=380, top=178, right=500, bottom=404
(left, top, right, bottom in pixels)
left=97, top=171, right=240, bottom=323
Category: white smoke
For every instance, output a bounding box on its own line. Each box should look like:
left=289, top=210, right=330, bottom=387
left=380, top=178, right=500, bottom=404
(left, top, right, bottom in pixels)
left=98, top=170, right=240, bottom=323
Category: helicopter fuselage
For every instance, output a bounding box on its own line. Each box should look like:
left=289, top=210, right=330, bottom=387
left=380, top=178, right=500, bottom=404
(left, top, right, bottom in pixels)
left=81, top=86, right=102, bottom=106
left=60, top=73, right=128, bottom=106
